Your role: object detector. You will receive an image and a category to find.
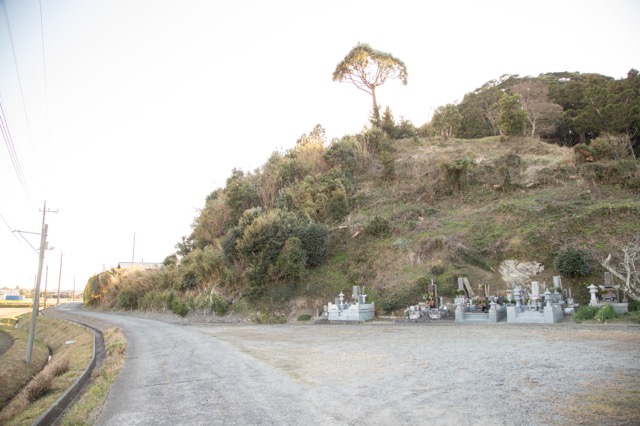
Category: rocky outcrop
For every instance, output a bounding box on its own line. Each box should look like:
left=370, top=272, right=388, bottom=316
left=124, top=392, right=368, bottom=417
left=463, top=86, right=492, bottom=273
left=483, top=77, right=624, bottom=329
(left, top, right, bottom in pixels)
left=499, top=260, right=544, bottom=289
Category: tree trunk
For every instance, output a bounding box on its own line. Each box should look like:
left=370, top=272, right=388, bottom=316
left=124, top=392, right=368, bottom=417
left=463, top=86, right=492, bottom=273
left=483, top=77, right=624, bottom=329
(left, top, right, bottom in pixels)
left=371, top=88, right=380, bottom=127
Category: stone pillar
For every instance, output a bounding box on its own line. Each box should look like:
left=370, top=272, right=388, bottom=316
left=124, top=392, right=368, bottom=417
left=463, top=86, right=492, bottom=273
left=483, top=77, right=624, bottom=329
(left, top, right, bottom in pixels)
left=514, top=287, right=522, bottom=310
left=588, top=284, right=598, bottom=306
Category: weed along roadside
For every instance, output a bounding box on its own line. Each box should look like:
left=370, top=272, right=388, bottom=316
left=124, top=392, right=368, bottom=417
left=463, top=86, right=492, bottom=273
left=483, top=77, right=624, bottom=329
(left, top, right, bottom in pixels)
left=0, top=307, right=104, bottom=425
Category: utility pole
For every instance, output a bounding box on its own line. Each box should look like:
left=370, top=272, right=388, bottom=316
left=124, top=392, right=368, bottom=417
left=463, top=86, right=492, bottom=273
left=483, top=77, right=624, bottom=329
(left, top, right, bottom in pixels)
left=57, top=251, right=63, bottom=305
left=26, top=201, right=58, bottom=364
left=132, top=232, right=136, bottom=266
left=55, top=251, right=72, bottom=304
left=43, top=265, right=49, bottom=309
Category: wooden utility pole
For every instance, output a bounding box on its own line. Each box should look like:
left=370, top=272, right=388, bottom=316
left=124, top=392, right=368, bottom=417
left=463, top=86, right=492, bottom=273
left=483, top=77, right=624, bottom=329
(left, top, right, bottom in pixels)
left=43, top=265, right=48, bottom=309
left=27, top=201, right=54, bottom=364
left=57, top=251, right=63, bottom=305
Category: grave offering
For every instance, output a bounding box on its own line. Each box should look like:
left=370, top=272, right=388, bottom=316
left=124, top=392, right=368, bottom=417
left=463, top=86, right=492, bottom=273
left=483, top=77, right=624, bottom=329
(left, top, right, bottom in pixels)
left=324, top=286, right=375, bottom=321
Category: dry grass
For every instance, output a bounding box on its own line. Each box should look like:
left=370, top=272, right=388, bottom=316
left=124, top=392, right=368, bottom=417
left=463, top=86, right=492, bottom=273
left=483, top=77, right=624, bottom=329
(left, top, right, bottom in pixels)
left=61, top=327, right=127, bottom=426
left=562, top=374, right=640, bottom=425
left=0, top=316, right=93, bottom=425
left=0, top=324, right=49, bottom=409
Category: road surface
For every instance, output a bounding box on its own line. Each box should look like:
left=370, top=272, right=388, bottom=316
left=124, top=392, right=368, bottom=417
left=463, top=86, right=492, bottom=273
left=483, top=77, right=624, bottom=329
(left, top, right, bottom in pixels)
left=55, top=303, right=640, bottom=426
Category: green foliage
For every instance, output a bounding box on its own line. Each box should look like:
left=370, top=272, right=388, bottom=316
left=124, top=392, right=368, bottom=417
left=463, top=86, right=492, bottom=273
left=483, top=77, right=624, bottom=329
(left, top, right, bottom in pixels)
left=431, top=103, right=463, bottom=139
left=171, top=297, right=189, bottom=317
left=380, top=106, right=397, bottom=138
left=225, top=168, right=261, bottom=227
left=163, top=254, right=178, bottom=267
left=379, top=298, right=403, bottom=314
left=269, top=237, right=307, bottom=283
left=324, top=136, right=358, bottom=177
left=297, top=314, right=312, bottom=321
left=116, top=288, right=141, bottom=310
left=573, top=305, right=599, bottom=323
left=333, top=43, right=408, bottom=124
left=363, top=126, right=393, bottom=154
left=555, top=247, right=592, bottom=277
left=210, top=294, right=230, bottom=316
left=499, top=92, right=528, bottom=137
left=299, top=223, right=330, bottom=267
left=440, top=157, right=474, bottom=193
left=589, top=134, right=633, bottom=160
left=594, top=304, right=618, bottom=322
left=380, top=150, right=395, bottom=180
left=221, top=227, right=241, bottom=261
left=366, top=215, right=392, bottom=237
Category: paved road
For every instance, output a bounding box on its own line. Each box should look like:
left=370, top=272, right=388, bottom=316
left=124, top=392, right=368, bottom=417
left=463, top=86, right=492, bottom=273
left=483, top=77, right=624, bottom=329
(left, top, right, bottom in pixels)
left=60, top=304, right=344, bottom=425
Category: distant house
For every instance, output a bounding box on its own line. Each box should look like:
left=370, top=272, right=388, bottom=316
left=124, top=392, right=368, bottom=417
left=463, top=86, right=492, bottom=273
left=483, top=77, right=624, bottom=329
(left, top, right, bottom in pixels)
left=0, top=288, right=24, bottom=301
left=117, top=262, right=163, bottom=270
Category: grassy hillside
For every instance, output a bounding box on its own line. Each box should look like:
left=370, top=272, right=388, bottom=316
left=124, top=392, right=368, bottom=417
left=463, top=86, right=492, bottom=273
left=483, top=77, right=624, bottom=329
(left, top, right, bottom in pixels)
left=84, top=134, right=640, bottom=320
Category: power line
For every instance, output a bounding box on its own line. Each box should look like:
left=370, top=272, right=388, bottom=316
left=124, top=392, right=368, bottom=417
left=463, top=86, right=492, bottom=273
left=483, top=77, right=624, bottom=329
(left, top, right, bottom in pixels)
left=0, top=210, right=21, bottom=243
left=0, top=96, right=28, bottom=194
left=2, top=0, right=34, bottom=150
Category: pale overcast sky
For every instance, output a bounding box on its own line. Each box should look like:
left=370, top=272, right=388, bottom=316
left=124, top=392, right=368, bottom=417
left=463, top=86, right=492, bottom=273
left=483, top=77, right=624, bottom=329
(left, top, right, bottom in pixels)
left=1, top=0, right=638, bottom=290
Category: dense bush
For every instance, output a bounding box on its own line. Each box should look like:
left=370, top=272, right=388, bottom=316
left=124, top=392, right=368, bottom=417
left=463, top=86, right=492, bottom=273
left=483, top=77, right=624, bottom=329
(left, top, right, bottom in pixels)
left=211, top=294, right=229, bottom=316
left=171, top=297, right=189, bottom=317
left=116, top=288, right=141, bottom=310
left=594, top=304, right=618, bottom=322
left=573, top=305, right=599, bottom=322
left=269, top=237, right=306, bottom=282
left=366, top=215, right=391, bottom=237
left=555, top=247, right=592, bottom=277
left=299, top=223, right=330, bottom=266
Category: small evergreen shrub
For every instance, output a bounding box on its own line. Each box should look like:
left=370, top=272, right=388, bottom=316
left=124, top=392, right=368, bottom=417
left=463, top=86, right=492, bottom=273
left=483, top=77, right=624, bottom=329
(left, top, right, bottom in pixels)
left=379, top=298, right=403, bottom=314
left=555, top=247, right=592, bottom=277
left=210, top=295, right=229, bottom=316
left=297, top=314, right=312, bottom=321
left=573, top=305, right=599, bottom=323
left=594, top=304, right=618, bottom=322
left=366, top=215, right=391, bottom=238
left=171, top=297, right=189, bottom=317
left=116, top=288, right=141, bottom=310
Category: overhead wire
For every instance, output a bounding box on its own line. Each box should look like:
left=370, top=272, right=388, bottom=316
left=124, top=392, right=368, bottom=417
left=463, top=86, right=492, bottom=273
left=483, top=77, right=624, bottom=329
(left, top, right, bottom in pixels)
left=2, top=0, right=34, bottom=151
left=0, top=96, right=29, bottom=193
left=39, top=0, right=52, bottom=181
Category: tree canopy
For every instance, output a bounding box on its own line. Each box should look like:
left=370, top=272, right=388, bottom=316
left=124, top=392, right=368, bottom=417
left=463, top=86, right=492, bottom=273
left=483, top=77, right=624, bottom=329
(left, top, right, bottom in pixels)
left=332, top=43, right=408, bottom=126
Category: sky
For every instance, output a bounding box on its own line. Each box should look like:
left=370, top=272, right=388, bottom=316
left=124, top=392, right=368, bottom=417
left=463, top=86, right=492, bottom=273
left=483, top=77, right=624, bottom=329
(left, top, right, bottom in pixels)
left=1, top=0, right=639, bottom=291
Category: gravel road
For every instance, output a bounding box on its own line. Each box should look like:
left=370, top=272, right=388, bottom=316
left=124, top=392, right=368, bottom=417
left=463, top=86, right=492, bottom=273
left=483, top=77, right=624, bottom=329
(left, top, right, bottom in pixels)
left=55, top=305, right=640, bottom=425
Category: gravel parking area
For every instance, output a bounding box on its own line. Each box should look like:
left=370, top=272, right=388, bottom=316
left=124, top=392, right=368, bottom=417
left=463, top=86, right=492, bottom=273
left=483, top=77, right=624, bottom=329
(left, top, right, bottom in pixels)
left=49, top=305, right=640, bottom=425
left=197, top=322, right=640, bottom=425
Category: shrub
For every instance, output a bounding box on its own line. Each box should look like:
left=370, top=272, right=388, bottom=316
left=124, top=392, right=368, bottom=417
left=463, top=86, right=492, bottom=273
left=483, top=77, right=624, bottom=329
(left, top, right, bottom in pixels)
left=297, top=314, right=312, bottom=321
left=116, top=288, right=141, bottom=310
left=379, top=298, right=403, bottom=314
left=299, top=223, right=329, bottom=267
left=210, top=294, right=229, bottom=316
left=380, top=151, right=395, bottom=180
left=555, top=247, right=592, bottom=277
left=269, top=237, right=306, bottom=283
left=440, top=157, right=474, bottom=193
left=589, top=134, right=633, bottom=160
left=594, top=304, right=618, bottom=322
left=366, top=215, right=391, bottom=238
left=573, top=305, right=599, bottom=323
left=171, top=297, right=189, bottom=317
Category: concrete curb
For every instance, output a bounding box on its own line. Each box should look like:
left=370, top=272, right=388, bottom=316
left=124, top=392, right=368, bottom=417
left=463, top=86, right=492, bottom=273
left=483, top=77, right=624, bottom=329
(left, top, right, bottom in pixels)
left=34, top=313, right=105, bottom=426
